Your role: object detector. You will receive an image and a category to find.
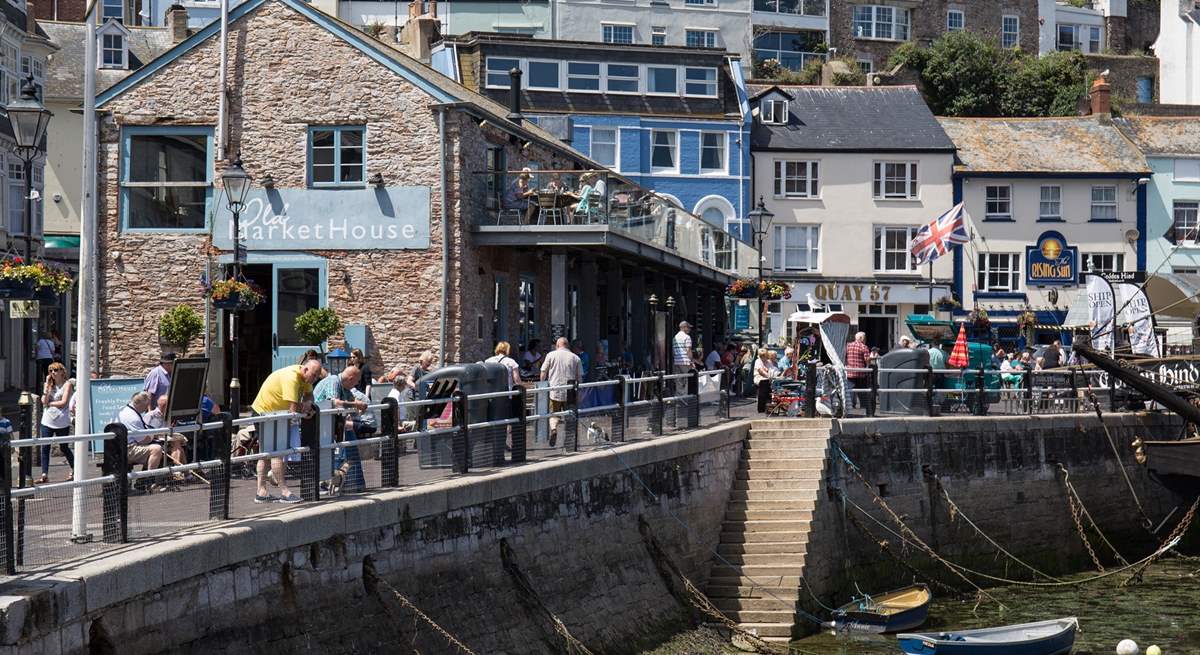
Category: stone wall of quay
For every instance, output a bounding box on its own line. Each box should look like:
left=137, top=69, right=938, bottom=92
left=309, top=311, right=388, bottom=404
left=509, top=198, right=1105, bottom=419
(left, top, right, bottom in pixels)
left=0, top=424, right=746, bottom=655
left=800, top=412, right=1185, bottom=610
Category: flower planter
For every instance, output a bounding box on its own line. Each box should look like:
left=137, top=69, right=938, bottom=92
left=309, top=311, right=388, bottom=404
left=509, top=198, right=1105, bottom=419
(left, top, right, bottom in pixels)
left=935, top=303, right=957, bottom=312
left=213, top=293, right=259, bottom=311
left=34, top=287, right=61, bottom=304
left=0, top=279, right=36, bottom=300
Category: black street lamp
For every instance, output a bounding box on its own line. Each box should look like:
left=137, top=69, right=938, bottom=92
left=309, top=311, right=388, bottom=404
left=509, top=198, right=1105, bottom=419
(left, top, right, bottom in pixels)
left=8, top=75, right=53, bottom=390
left=222, top=155, right=253, bottom=418
left=746, top=197, right=775, bottom=347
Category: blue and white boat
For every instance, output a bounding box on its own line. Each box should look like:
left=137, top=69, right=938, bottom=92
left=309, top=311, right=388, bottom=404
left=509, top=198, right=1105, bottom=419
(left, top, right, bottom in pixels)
left=897, top=617, right=1078, bottom=655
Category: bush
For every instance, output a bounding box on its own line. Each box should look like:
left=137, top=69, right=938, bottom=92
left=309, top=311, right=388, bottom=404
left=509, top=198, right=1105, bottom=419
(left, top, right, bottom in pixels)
left=752, top=57, right=822, bottom=85
left=159, top=304, right=204, bottom=350
left=829, top=57, right=867, bottom=86
left=1000, top=50, right=1089, bottom=117
left=294, top=308, right=342, bottom=349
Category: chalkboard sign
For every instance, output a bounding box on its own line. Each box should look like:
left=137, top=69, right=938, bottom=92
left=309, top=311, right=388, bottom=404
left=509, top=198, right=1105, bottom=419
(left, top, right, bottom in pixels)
left=89, top=378, right=145, bottom=434
left=166, top=358, right=210, bottom=424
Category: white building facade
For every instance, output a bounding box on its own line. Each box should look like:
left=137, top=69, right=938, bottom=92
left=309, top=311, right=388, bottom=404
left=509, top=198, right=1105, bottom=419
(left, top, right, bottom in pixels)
left=1154, top=0, right=1200, bottom=105
left=752, top=85, right=956, bottom=351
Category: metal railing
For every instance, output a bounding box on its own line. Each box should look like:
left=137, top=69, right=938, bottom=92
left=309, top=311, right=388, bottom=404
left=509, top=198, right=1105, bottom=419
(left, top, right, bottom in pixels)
left=0, top=370, right=731, bottom=575
left=762, top=363, right=1134, bottom=419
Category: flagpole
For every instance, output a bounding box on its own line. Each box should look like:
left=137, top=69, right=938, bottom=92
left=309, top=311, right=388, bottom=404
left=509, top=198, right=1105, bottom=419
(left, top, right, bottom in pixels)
left=928, top=261, right=934, bottom=307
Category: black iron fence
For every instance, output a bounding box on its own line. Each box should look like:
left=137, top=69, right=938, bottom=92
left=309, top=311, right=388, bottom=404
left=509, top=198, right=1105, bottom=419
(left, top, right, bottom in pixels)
left=0, top=370, right=731, bottom=575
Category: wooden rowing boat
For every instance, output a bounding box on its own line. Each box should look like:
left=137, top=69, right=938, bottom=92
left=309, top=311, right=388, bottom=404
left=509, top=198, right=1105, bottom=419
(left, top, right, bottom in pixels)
left=897, top=617, right=1078, bottom=655
left=831, top=583, right=930, bottom=633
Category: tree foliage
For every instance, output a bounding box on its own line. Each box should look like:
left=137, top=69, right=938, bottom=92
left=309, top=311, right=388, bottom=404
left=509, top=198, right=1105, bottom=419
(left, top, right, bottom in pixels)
left=295, top=308, right=342, bottom=349
left=888, top=31, right=1089, bottom=117
left=159, top=304, right=204, bottom=350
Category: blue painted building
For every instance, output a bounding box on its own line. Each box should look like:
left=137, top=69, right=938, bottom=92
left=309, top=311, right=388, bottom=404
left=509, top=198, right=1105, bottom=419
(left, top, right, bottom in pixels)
left=432, top=32, right=753, bottom=240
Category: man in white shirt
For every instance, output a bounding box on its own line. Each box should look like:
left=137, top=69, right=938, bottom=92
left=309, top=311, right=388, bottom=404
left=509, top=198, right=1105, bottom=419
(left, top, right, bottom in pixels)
left=540, top=337, right=582, bottom=448
left=117, top=391, right=163, bottom=470
left=672, top=321, right=694, bottom=396
left=705, top=341, right=723, bottom=371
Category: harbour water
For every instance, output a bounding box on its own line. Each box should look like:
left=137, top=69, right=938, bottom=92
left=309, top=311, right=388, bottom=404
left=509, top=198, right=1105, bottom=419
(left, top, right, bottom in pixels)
left=644, top=558, right=1200, bottom=654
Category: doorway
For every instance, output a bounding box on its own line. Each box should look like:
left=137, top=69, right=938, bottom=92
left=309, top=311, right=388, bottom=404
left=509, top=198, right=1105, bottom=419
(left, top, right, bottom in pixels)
left=858, top=316, right=894, bottom=353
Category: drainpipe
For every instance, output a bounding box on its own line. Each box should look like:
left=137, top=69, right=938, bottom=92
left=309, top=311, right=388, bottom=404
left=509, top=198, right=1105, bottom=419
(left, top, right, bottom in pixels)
left=216, top=0, right=229, bottom=157
left=438, top=106, right=449, bottom=366
left=507, top=68, right=524, bottom=124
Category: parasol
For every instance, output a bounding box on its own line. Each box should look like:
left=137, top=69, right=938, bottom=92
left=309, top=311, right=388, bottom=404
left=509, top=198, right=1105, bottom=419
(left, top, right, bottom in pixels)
left=947, top=322, right=969, bottom=368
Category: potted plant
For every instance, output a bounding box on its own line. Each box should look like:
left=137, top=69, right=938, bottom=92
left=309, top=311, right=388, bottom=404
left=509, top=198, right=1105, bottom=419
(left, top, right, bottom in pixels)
left=158, top=304, right=204, bottom=356
left=725, top=278, right=758, bottom=298
left=207, top=277, right=265, bottom=310
left=934, top=295, right=961, bottom=312
left=0, top=257, right=42, bottom=299
left=34, top=268, right=73, bottom=303
left=294, top=307, right=342, bottom=351
left=969, top=308, right=990, bottom=330
left=1016, top=309, right=1038, bottom=330
left=758, top=280, right=792, bottom=300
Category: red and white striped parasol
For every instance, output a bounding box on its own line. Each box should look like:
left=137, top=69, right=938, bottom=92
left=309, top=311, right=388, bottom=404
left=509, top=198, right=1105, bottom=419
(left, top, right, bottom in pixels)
left=947, top=322, right=970, bottom=368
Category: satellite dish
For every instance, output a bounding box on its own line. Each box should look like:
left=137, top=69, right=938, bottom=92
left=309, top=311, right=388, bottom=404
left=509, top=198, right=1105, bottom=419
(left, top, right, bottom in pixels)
left=1124, top=229, right=1140, bottom=243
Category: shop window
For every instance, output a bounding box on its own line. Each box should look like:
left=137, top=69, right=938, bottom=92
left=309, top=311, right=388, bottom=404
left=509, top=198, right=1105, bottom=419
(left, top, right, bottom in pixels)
left=121, top=127, right=212, bottom=231
left=308, top=126, right=366, bottom=187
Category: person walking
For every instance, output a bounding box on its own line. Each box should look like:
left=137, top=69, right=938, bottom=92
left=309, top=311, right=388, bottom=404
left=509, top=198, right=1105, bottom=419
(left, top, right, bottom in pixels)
left=540, top=337, right=581, bottom=448
left=486, top=342, right=522, bottom=450
left=34, top=332, right=57, bottom=381
left=37, top=362, right=74, bottom=483
left=845, top=332, right=873, bottom=416
left=143, top=353, right=175, bottom=407
left=672, top=321, right=694, bottom=396
left=754, top=348, right=773, bottom=413
left=249, top=358, right=323, bottom=503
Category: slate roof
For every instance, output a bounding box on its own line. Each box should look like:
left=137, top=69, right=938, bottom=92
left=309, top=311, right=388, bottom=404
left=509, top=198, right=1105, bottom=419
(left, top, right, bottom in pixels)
left=747, top=84, right=955, bottom=152
left=1, top=2, right=50, bottom=39
left=1115, top=117, right=1200, bottom=156
left=937, top=116, right=1151, bottom=174
left=42, top=21, right=175, bottom=100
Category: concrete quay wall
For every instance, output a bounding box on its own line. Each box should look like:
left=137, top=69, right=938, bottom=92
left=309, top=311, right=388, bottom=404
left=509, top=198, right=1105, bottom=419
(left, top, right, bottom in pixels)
left=0, top=424, right=746, bottom=655
left=801, top=412, right=1186, bottom=607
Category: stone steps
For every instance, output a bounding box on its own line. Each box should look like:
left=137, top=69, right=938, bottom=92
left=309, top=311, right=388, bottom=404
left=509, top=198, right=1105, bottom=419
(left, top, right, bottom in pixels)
left=716, top=541, right=809, bottom=556
left=749, top=419, right=831, bottom=428
left=719, top=530, right=810, bottom=544
left=707, top=585, right=801, bottom=601
left=742, top=449, right=827, bottom=460
left=710, top=563, right=806, bottom=579
left=745, top=438, right=829, bottom=449
left=748, top=429, right=832, bottom=439
left=717, top=552, right=807, bottom=566
left=733, top=622, right=796, bottom=639
left=724, top=509, right=814, bottom=522
left=727, top=500, right=816, bottom=513
left=741, top=458, right=826, bottom=470
left=732, top=478, right=822, bottom=491
left=710, top=596, right=798, bottom=612
left=723, top=519, right=811, bottom=533
left=730, top=489, right=820, bottom=502
left=720, top=609, right=799, bottom=624
left=736, top=468, right=822, bottom=480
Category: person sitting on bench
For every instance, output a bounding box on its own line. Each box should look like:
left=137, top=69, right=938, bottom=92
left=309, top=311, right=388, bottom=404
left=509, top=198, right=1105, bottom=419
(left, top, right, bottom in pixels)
left=118, top=391, right=164, bottom=471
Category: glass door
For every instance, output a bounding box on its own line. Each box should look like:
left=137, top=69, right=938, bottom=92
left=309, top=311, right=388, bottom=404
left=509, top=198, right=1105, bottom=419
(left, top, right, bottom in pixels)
left=273, top=266, right=325, bottom=369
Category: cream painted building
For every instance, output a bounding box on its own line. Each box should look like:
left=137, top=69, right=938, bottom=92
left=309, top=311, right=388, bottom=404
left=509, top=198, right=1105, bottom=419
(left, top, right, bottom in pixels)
left=750, top=84, right=956, bottom=351
left=939, top=113, right=1151, bottom=350
left=1154, top=0, right=1200, bottom=105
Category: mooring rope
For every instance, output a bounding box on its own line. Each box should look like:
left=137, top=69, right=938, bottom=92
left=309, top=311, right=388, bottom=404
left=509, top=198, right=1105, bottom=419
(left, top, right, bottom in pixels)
left=1058, top=464, right=1130, bottom=568
left=934, top=479, right=1064, bottom=583
left=1086, top=390, right=1155, bottom=530
left=834, top=446, right=1008, bottom=611
left=837, top=489, right=962, bottom=595
left=1122, top=496, right=1200, bottom=587
left=361, top=557, right=478, bottom=655
left=499, top=539, right=596, bottom=655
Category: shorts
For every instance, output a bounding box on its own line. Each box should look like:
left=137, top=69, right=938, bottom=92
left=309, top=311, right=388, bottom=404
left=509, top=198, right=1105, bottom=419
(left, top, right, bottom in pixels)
left=128, top=443, right=161, bottom=466
left=549, top=399, right=568, bottom=413
left=251, top=409, right=302, bottom=462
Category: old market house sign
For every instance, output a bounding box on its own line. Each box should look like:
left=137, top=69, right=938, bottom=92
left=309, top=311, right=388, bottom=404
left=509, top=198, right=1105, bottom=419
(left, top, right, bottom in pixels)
left=213, top=187, right=432, bottom=250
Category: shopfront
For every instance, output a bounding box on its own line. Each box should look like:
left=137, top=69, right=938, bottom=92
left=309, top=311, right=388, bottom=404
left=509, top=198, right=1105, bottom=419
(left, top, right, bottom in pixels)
left=772, top=278, right=951, bottom=352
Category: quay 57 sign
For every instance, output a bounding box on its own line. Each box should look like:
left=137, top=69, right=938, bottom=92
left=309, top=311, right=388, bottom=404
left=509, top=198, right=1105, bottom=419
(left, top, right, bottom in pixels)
left=1025, top=230, right=1079, bottom=288
left=790, top=281, right=948, bottom=305
left=212, top=187, right=431, bottom=251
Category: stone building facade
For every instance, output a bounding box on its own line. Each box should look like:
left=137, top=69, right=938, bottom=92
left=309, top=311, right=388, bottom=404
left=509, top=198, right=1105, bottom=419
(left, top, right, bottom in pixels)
left=94, top=0, right=741, bottom=395
left=828, top=0, right=1039, bottom=71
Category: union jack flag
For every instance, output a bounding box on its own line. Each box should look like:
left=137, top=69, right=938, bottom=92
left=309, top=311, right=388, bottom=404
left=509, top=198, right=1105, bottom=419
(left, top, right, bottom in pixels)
left=909, top=203, right=969, bottom=266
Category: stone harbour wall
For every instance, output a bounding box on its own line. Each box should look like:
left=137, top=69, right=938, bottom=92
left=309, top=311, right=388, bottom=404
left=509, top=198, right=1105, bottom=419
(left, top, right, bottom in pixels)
left=0, top=423, right=746, bottom=655
left=800, top=412, right=1185, bottom=607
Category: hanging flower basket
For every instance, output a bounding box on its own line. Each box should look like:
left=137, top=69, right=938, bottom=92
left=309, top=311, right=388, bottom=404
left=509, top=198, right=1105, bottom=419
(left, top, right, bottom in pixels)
left=934, top=295, right=960, bottom=311
left=1016, top=310, right=1038, bottom=330
left=0, top=257, right=70, bottom=300
left=207, top=277, right=265, bottom=311
left=725, top=278, right=758, bottom=298
left=0, top=278, right=35, bottom=299
left=725, top=278, right=792, bottom=300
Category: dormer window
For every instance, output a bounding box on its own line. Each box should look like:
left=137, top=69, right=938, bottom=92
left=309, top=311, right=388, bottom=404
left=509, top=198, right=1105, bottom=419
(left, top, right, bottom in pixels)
left=99, top=21, right=130, bottom=70
left=761, top=99, right=788, bottom=124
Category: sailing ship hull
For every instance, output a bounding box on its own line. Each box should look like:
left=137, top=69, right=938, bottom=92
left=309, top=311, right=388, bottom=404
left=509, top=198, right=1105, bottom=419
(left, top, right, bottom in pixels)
left=897, top=617, right=1077, bottom=655
left=1142, top=438, right=1200, bottom=497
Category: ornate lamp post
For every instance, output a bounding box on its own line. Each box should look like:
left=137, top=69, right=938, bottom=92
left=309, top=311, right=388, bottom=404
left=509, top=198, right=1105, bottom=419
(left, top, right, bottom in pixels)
left=746, top=197, right=775, bottom=347
left=221, top=156, right=253, bottom=418
left=7, top=75, right=53, bottom=391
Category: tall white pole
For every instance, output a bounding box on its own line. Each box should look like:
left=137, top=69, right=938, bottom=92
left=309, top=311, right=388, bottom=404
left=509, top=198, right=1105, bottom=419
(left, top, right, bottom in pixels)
left=216, top=0, right=228, bottom=158
left=72, top=1, right=98, bottom=540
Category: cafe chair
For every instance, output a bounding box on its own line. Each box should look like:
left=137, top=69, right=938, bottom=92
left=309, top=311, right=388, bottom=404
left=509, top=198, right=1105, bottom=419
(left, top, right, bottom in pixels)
left=537, top=192, right=564, bottom=225
left=496, top=208, right=523, bottom=225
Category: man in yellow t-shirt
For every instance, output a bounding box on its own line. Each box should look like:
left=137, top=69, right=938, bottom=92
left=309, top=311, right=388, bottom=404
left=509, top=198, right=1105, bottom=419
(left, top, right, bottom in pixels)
left=251, top=358, right=323, bottom=503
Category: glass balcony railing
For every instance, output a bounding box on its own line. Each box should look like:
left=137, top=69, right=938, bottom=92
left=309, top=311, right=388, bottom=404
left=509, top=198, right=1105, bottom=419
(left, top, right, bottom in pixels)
left=753, top=0, right=827, bottom=18
left=474, top=169, right=754, bottom=276
left=756, top=50, right=828, bottom=72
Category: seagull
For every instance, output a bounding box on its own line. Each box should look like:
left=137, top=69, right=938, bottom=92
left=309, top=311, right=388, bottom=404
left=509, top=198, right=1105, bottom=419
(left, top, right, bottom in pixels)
left=26, top=189, right=40, bottom=201
left=806, top=292, right=824, bottom=312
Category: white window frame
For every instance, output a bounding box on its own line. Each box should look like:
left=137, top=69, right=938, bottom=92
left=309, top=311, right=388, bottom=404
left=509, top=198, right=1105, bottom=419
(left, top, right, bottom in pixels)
left=603, top=24, right=635, bottom=44
left=605, top=63, right=640, bottom=94
left=1175, top=159, right=1200, bottom=182
left=773, top=160, right=819, bottom=198
left=853, top=5, right=911, bottom=41
left=484, top=56, right=522, bottom=89
left=651, top=25, right=667, bottom=46
left=684, top=67, right=718, bottom=97
left=566, top=61, right=601, bottom=92
left=873, top=161, right=918, bottom=200
left=646, top=66, right=679, bottom=95
left=874, top=226, right=919, bottom=273
left=101, top=32, right=126, bottom=69
left=857, top=59, right=874, bottom=74
left=590, top=127, right=619, bottom=169
left=526, top=59, right=561, bottom=91
left=700, top=132, right=727, bottom=174
left=1089, top=25, right=1103, bottom=52
left=1038, top=185, right=1062, bottom=221
left=686, top=29, right=718, bottom=48
left=1082, top=253, right=1125, bottom=275
left=760, top=99, right=788, bottom=124
left=1174, top=200, right=1200, bottom=244
left=977, top=253, right=1021, bottom=292
left=773, top=225, right=821, bottom=272
left=984, top=185, right=1012, bottom=220
left=650, top=129, right=679, bottom=173
left=947, top=9, right=964, bottom=31
left=1002, top=15, right=1020, bottom=48
left=1090, top=185, right=1118, bottom=221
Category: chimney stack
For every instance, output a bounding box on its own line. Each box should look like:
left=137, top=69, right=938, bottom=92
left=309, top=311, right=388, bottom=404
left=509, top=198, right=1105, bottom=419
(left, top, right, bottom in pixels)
left=507, top=68, right=523, bottom=124
left=26, top=0, right=36, bottom=34
left=408, top=1, right=419, bottom=19
left=167, top=4, right=189, bottom=43
left=429, top=0, right=437, bottom=18
left=1090, top=75, right=1111, bottom=116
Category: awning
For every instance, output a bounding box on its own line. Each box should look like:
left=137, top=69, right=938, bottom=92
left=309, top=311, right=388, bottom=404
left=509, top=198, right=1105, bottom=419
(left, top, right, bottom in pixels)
left=1144, top=273, right=1200, bottom=320
left=44, top=235, right=80, bottom=249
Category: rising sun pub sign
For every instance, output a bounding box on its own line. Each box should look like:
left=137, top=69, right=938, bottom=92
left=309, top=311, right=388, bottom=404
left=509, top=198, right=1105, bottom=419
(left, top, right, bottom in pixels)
left=1025, top=230, right=1079, bottom=288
